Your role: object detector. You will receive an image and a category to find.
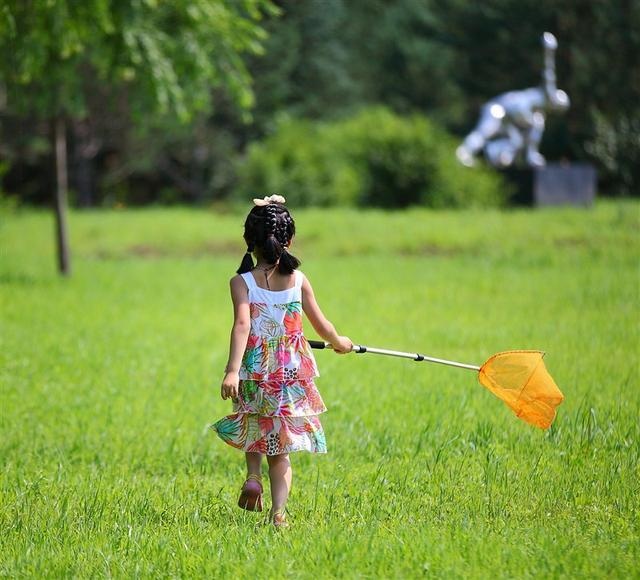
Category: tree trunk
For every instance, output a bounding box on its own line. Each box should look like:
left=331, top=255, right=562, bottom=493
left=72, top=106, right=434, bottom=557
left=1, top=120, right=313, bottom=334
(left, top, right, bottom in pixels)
left=54, top=115, right=71, bottom=276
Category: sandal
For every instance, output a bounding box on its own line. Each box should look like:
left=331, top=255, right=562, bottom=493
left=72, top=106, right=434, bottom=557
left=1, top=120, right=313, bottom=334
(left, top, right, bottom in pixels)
left=238, top=474, right=263, bottom=512
left=270, top=508, right=288, bottom=529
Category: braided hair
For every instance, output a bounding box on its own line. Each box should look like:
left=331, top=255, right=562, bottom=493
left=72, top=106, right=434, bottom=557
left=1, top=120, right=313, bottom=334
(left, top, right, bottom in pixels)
left=236, top=203, right=301, bottom=274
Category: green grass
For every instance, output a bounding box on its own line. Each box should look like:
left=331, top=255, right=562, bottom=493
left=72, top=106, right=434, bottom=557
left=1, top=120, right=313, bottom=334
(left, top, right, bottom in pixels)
left=1, top=201, right=639, bottom=578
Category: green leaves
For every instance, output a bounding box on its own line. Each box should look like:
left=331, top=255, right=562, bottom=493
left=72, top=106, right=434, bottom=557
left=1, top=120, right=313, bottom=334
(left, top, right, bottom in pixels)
left=0, top=0, right=275, bottom=120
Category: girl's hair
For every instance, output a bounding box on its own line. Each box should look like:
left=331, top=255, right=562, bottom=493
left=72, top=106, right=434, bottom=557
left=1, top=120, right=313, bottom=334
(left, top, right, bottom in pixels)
left=236, top=203, right=301, bottom=274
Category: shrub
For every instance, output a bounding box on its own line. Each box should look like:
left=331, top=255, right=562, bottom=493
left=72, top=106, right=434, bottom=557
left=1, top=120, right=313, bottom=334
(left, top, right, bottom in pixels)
left=235, top=107, right=507, bottom=208
left=586, top=111, right=640, bottom=197
left=236, top=118, right=360, bottom=207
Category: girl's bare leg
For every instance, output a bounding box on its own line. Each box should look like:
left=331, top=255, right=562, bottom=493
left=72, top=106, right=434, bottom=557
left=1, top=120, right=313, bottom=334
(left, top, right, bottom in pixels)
left=245, top=451, right=263, bottom=478
left=238, top=451, right=264, bottom=511
left=267, top=453, right=292, bottom=513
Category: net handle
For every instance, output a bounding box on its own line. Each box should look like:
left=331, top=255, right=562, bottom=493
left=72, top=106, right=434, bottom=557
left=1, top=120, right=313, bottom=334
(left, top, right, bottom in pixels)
left=307, top=340, right=481, bottom=371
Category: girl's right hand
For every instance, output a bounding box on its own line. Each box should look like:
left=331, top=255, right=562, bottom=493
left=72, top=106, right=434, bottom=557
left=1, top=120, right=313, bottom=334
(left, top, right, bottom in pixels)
left=332, top=335, right=353, bottom=354
left=221, top=371, right=239, bottom=400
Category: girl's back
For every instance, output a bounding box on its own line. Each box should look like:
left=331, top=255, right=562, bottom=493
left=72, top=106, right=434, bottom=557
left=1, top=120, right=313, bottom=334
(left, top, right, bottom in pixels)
left=239, top=269, right=319, bottom=382
left=248, top=268, right=296, bottom=292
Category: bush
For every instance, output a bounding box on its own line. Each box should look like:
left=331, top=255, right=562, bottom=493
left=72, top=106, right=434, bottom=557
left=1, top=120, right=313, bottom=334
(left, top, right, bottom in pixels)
left=235, top=107, right=507, bottom=208
left=586, top=111, right=640, bottom=197
left=235, top=118, right=361, bottom=207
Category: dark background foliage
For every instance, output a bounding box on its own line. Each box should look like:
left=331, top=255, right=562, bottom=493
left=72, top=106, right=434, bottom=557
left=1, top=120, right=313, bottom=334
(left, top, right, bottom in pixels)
left=1, top=0, right=638, bottom=206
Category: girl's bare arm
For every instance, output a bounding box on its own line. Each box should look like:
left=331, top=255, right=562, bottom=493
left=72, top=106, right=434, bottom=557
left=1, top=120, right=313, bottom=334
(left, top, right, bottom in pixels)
left=221, top=275, right=251, bottom=399
left=301, top=275, right=352, bottom=353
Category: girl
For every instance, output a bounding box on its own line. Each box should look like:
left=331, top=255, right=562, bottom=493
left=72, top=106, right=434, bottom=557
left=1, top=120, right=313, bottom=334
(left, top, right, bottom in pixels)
left=212, top=195, right=351, bottom=528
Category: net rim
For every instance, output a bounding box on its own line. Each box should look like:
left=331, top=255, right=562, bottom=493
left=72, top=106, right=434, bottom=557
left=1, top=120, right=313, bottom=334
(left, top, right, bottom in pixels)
left=480, top=349, right=546, bottom=371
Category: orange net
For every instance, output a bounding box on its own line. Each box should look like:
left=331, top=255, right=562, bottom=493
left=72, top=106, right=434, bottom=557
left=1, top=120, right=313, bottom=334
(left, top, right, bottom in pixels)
left=478, top=350, right=564, bottom=429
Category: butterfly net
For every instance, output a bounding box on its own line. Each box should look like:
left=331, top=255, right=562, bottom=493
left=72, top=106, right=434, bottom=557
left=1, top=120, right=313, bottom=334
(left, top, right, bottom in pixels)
left=478, top=350, right=564, bottom=429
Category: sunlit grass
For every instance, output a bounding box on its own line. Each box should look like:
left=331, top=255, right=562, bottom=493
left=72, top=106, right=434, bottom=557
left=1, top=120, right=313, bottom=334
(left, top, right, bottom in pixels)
left=1, top=201, right=638, bottom=577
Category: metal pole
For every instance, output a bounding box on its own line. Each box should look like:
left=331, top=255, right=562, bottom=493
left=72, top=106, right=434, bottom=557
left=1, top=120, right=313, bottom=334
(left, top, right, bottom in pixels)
left=308, top=340, right=481, bottom=371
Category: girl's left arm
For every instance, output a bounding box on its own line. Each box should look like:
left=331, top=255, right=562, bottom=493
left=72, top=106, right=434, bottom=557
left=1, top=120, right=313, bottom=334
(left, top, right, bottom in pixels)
left=221, top=275, right=250, bottom=400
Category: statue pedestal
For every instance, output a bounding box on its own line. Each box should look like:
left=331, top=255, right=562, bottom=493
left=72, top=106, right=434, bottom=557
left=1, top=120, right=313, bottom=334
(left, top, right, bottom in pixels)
left=503, top=163, right=597, bottom=207
left=534, top=163, right=597, bottom=206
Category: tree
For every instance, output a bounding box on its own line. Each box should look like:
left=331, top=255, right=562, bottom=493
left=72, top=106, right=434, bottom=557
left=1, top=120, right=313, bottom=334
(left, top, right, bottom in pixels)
left=422, top=0, right=640, bottom=193
left=248, top=0, right=639, bottom=195
left=244, top=0, right=359, bottom=135
left=0, top=0, right=276, bottom=274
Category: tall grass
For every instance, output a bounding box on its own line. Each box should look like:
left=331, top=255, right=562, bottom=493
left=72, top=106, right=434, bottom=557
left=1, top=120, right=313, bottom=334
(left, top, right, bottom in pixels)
left=1, top=201, right=638, bottom=577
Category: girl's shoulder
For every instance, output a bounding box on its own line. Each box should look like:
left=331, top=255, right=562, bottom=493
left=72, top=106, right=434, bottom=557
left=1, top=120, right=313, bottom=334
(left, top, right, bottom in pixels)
left=230, top=273, right=251, bottom=291
left=230, top=272, right=246, bottom=283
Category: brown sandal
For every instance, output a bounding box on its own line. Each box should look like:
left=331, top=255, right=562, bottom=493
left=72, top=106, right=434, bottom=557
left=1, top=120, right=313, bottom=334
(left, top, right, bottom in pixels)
left=270, top=508, right=288, bottom=529
left=238, top=474, right=263, bottom=511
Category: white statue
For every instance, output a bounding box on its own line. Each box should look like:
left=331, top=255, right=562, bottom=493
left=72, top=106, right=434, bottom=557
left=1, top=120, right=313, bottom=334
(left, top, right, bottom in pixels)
left=456, top=32, right=570, bottom=168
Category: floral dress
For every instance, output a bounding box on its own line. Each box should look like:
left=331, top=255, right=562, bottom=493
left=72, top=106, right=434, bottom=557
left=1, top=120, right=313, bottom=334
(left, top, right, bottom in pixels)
left=212, top=270, right=327, bottom=455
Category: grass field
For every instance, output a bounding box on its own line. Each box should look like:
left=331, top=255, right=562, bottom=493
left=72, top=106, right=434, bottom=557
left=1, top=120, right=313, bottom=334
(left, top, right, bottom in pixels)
left=1, top=201, right=639, bottom=578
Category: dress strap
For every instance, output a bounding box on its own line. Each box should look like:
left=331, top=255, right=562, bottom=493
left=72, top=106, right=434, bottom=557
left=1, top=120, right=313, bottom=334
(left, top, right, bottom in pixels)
left=240, top=272, right=256, bottom=292
left=294, top=270, right=304, bottom=289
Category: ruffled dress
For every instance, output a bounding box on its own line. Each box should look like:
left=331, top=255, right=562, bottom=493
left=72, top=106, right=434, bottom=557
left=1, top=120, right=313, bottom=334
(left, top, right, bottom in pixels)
left=212, top=270, right=327, bottom=455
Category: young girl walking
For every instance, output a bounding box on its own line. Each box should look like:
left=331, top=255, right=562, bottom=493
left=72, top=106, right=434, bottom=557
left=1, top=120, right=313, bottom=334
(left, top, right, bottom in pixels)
left=212, top=195, right=351, bottom=528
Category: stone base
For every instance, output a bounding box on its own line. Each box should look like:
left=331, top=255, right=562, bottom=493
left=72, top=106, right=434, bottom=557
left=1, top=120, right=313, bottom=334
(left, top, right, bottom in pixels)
left=501, top=163, right=597, bottom=207
left=534, top=163, right=597, bottom=207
